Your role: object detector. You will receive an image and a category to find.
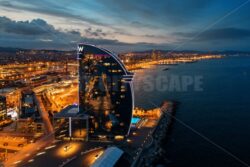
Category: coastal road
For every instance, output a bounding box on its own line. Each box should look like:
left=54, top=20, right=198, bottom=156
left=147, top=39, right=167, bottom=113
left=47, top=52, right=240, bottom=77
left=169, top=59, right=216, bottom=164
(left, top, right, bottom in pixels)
left=4, top=133, right=54, bottom=167
left=3, top=94, right=55, bottom=166
left=36, top=94, right=54, bottom=134
left=20, top=141, right=107, bottom=167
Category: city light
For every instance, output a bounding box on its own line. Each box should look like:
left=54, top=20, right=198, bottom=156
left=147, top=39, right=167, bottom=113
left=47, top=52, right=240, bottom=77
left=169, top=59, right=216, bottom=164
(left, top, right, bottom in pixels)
left=56, top=142, right=81, bottom=158
left=0, top=42, right=232, bottom=167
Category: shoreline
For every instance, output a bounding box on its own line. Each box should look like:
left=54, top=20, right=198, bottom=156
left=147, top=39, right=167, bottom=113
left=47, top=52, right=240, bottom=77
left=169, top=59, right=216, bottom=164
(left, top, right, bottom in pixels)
left=126, top=55, right=223, bottom=72
left=132, top=100, right=178, bottom=167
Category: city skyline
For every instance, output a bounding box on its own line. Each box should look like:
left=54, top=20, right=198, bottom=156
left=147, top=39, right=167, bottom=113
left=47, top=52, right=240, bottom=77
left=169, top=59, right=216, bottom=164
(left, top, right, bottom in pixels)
left=0, top=1, right=250, bottom=166
left=1, top=0, right=250, bottom=52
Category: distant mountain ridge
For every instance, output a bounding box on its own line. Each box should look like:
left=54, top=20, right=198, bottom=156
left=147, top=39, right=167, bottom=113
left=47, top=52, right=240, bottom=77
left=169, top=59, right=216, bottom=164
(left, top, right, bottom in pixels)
left=0, top=47, right=74, bottom=53
left=124, top=49, right=250, bottom=55
left=0, top=46, right=249, bottom=55
left=0, top=47, right=27, bottom=52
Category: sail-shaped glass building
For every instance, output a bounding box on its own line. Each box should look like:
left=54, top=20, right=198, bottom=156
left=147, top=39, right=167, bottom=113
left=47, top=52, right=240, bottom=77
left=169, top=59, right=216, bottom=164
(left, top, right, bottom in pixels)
left=78, top=44, right=134, bottom=139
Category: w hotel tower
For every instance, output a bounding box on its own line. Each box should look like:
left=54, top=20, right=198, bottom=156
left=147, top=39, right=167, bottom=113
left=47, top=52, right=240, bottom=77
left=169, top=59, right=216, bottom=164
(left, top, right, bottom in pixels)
left=77, top=44, right=134, bottom=139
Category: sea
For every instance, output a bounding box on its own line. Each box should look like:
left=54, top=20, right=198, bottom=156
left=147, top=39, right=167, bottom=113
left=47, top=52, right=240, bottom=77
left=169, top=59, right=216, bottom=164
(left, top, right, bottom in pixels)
left=133, top=56, right=250, bottom=167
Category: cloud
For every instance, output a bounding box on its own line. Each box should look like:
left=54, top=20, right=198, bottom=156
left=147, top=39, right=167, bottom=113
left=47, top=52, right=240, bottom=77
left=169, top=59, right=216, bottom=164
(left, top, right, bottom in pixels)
left=0, top=0, right=217, bottom=30
left=130, top=21, right=159, bottom=29
left=1, top=16, right=250, bottom=52
left=1, top=0, right=250, bottom=51
left=96, top=0, right=216, bottom=27
left=0, top=17, right=54, bottom=35
left=0, top=16, right=165, bottom=52
left=174, top=27, right=250, bottom=41
left=0, top=0, right=108, bottom=27
left=84, top=28, right=107, bottom=38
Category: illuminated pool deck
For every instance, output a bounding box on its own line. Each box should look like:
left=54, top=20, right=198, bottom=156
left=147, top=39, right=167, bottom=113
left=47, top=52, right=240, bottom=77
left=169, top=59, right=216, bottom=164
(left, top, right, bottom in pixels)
left=131, top=117, right=141, bottom=124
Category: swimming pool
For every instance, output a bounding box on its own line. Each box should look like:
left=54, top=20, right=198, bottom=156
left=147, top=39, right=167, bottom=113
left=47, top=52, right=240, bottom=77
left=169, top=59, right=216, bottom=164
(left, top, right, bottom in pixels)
left=131, top=117, right=141, bottom=124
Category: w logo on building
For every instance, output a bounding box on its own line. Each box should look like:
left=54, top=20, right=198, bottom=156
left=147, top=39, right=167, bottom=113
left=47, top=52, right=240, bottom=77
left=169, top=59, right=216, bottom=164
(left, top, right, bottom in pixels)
left=78, top=45, right=84, bottom=53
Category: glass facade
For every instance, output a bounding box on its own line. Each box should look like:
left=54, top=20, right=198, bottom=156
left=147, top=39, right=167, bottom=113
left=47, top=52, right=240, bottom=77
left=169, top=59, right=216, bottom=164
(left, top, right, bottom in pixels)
left=54, top=117, right=87, bottom=140
left=0, top=96, right=7, bottom=121
left=54, top=105, right=87, bottom=140
left=78, top=44, right=134, bottom=138
left=20, top=89, right=39, bottom=118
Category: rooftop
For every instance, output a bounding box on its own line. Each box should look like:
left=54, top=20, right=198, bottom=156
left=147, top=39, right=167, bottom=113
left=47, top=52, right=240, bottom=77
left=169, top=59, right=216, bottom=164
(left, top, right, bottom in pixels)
left=54, top=104, right=88, bottom=118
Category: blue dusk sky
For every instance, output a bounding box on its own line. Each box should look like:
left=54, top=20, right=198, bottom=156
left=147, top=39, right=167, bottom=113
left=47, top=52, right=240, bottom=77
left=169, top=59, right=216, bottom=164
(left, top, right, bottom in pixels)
left=0, top=0, right=250, bottom=52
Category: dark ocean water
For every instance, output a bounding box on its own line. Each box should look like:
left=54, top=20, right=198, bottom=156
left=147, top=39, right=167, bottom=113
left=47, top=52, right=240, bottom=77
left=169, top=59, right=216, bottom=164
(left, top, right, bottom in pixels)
left=133, top=56, right=250, bottom=167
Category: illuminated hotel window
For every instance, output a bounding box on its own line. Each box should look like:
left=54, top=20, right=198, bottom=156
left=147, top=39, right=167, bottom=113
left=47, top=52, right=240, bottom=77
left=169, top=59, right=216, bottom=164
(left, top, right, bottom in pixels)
left=104, top=63, right=110, bottom=66
left=121, top=85, right=126, bottom=89
left=121, top=87, right=126, bottom=92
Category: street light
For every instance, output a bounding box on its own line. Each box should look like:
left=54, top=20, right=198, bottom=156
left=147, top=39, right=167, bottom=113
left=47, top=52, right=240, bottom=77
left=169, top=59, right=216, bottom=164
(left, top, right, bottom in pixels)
left=63, top=144, right=72, bottom=152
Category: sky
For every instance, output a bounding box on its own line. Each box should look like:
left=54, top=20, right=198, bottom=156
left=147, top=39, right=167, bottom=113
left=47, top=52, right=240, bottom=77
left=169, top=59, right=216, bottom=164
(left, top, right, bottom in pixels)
left=0, top=0, right=250, bottom=52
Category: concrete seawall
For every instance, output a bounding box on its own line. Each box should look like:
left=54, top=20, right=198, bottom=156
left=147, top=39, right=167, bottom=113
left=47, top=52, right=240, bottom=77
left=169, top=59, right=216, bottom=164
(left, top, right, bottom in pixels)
left=133, top=100, right=177, bottom=167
